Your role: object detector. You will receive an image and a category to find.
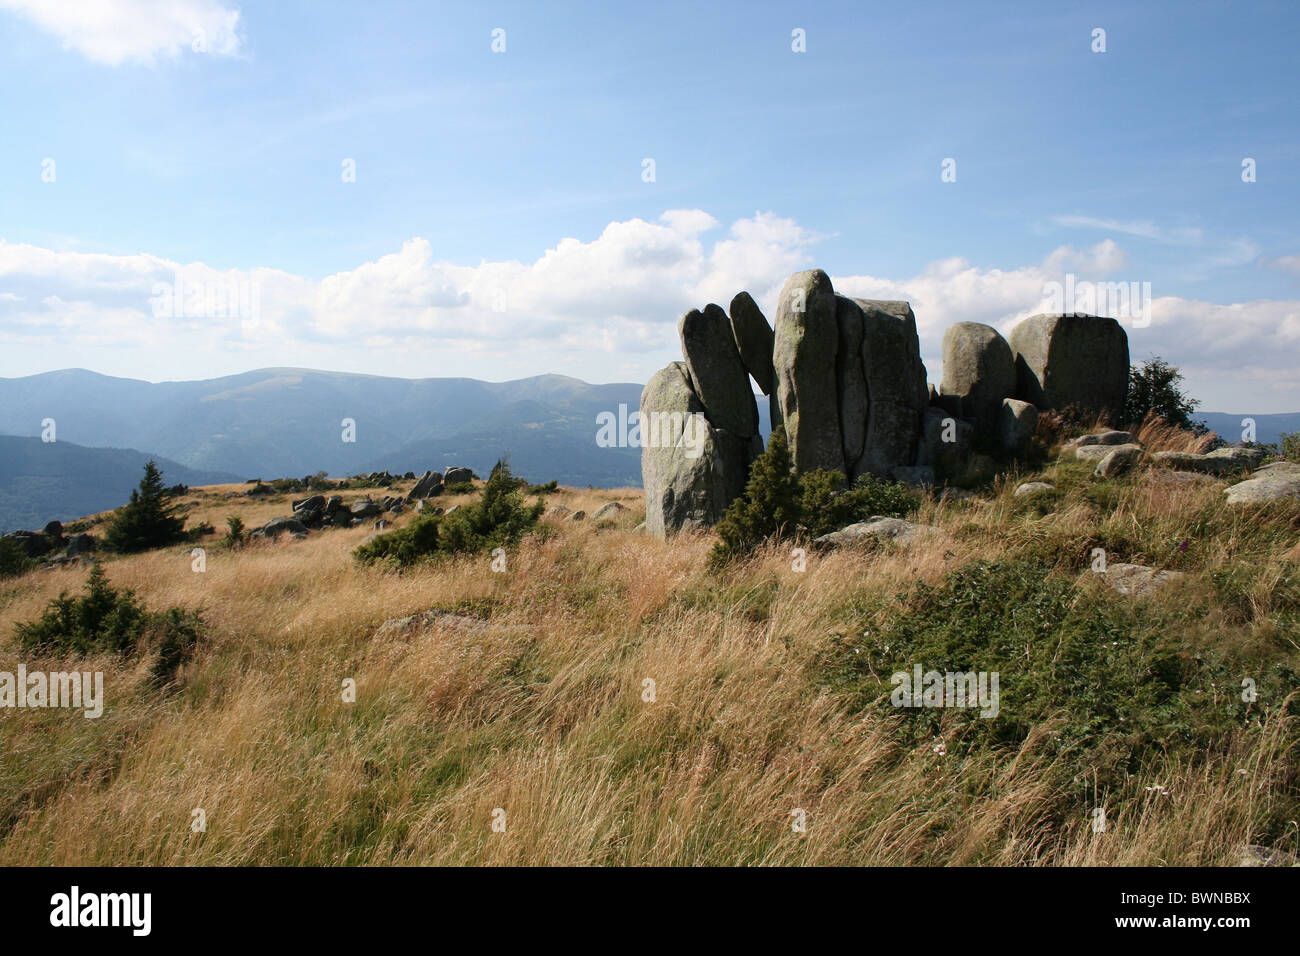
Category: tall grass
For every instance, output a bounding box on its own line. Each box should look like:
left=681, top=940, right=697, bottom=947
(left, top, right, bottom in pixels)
left=0, top=470, right=1295, bottom=865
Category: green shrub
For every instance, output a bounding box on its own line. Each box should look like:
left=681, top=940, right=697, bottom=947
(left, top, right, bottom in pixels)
left=444, top=481, right=476, bottom=495
left=0, top=537, right=36, bottom=579
left=103, top=460, right=188, bottom=554
left=710, top=429, right=801, bottom=564
left=526, top=480, right=559, bottom=494
left=355, top=459, right=543, bottom=567
left=1125, top=356, right=1203, bottom=431
left=14, top=564, right=203, bottom=682
left=710, top=429, right=917, bottom=565
left=820, top=558, right=1298, bottom=805
left=1281, top=432, right=1300, bottom=463
left=224, top=515, right=245, bottom=548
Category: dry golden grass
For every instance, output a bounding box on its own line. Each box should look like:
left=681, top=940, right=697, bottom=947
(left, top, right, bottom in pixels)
left=1134, top=411, right=1218, bottom=453
left=0, top=462, right=1296, bottom=866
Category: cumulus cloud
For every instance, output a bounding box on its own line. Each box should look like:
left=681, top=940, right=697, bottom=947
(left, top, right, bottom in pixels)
left=1, top=212, right=1296, bottom=409
left=0, top=0, right=242, bottom=65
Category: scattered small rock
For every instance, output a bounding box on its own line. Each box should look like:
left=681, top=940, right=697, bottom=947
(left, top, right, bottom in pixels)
left=1075, top=442, right=1142, bottom=463
left=1095, top=444, right=1144, bottom=478
left=814, top=516, right=939, bottom=548
left=1014, top=481, right=1054, bottom=498
left=1098, top=562, right=1185, bottom=597
left=374, top=608, right=489, bottom=640
left=1236, top=844, right=1299, bottom=867
left=1224, top=472, right=1300, bottom=505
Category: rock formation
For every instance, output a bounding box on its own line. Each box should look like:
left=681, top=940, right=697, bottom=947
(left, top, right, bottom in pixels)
left=640, top=269, right=1131, bottom=537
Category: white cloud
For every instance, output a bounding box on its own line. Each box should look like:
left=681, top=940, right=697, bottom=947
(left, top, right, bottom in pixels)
left=0, top=0, right=242, bottom=65
left=0, top=215, right=1296, bottom=410
left=1050, top=215, right=1204, bottom=245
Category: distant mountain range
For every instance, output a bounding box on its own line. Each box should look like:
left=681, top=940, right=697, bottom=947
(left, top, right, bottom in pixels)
left=0, top=367, right=654, bottom=529
left=0, top=367, right=1291, bottom=531
left=0, top=365, right=647, bottom=480
left=0, top=435, right=240, bottom=532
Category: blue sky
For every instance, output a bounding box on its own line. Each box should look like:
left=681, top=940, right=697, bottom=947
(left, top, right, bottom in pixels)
left=1, top=0, right=1297, bottom=412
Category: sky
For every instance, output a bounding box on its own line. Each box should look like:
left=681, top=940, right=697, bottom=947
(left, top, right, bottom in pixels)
left=0, top=0, right=1297, bottom=413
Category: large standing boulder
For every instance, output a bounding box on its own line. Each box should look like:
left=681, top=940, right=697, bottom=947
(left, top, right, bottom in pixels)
left=851, top=299, right=930, bottom=478
left=728, top=291, right=776, bottom=396
left=679, top=304, right=759, bottom=438
left=1008, top=314, right=1129, bottom=424
left=835, top=296, right=869, bottom=470
left=773, top=270, right=843, bottom=474
left=941, top=322, right=1016, bottom=435
left=640, top=362, right=749, bottom=537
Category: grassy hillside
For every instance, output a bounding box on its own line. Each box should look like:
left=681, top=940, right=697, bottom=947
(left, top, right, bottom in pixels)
left=0, top=444, right=1296, bottom=865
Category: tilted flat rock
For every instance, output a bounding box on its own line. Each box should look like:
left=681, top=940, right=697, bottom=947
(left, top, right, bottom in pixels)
left=1075, top=442, right=1142, bottom=463
left=1009, top=313, right=1129, bottom=423
left=443, top=466, right=473, bottom=485
left=773, top=270, right=843, bottom=474
left=1150, top=447, right=1262, bottom=475
left=814, top=516, right=939, bottom=548
left=679, top=303, right=758, bottom=437
left=1223, top=473, right=1300, bottom=505
left=1066, top=430, right=1137, bottom=449
left=728, top=291, right=776, bottom=395
left=1254, top=461, right=1300, bottom=477
left=941, top=322, right=1016, bottom=435
left=851, top=299, right=930, bottom=478
left=641, top=362, right=748, bottom=536
left=1014, top=481, right=1055, bottom=498
left=835, top=295, right=869, bottom=469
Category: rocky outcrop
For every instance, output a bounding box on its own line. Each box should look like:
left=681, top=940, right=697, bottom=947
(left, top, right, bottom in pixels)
left=640, top=270, right=1106, bottom=536
left=1009, top=313, right=1129, bottom=423
left=941, top=322, right=1016, bottom=434
left=443, top=466, right=473, bottom=485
